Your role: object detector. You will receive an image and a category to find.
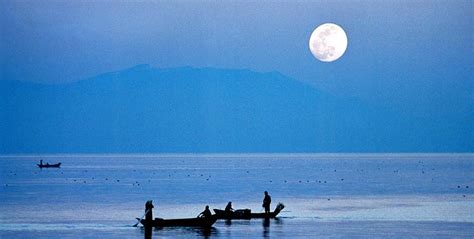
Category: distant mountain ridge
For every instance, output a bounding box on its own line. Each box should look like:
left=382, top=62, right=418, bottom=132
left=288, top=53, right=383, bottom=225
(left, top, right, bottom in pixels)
left=1, top=65, right=471, bottom=153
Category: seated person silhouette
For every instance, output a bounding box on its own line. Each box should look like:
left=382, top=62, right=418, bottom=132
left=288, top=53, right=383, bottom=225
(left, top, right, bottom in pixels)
left=198, top=205, right=212, bottom=218
left=225, top=202, right=234, bottom=213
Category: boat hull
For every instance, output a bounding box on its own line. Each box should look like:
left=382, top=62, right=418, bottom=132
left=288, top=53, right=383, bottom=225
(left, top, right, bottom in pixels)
left=214, top=203, right=284, bottom=220
left=37, top=163, right=61, bottom=168
left=249, top=212, right=279, bottom=218
left=213, top=209, right=252, bottom=219
left=140, top=216, right=217, bottom=228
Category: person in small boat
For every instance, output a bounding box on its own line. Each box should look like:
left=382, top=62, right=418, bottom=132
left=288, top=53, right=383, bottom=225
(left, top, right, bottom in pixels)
left=198, top=205, right=212, bottom=218
left=262, top=191, right=271, bottom=214
left=39, top=160, right=43, bottom=166
left=225, top=202, right=234, bottom=213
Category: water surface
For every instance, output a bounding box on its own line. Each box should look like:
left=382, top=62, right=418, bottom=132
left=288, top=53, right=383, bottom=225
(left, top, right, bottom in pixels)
left=1, top=154, right=473, bottom=238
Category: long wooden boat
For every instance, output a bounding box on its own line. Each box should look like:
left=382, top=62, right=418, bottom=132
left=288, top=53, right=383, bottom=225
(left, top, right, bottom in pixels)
left=37, top=162, right=61, bottom=168
left=213, top=203, right=284, bottom=220
left=140, top=216, right=217, bottom=228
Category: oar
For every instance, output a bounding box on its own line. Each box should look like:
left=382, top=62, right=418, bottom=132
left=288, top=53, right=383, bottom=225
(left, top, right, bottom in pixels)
left=133, top=209, right=150, bottom=227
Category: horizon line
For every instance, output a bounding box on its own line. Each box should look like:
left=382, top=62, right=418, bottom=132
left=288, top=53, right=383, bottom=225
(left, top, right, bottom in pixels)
left=1, top=153, right=473, bottom=159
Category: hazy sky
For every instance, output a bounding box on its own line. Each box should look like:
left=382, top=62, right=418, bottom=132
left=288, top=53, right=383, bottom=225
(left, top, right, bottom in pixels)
left=1, top=1, right=472, bottom=110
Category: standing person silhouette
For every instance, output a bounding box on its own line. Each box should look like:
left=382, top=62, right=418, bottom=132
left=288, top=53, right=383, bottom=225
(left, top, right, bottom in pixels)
left=145, top=200, right=154, bottom=222
left=262, top=191, right=271, bottom=214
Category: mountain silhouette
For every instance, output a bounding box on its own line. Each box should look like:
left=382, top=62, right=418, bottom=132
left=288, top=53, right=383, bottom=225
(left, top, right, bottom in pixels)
left=1, top=65, right=471, bottom=153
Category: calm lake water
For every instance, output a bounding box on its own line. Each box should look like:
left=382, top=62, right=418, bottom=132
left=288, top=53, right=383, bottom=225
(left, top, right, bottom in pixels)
left=1, top=154, right=473, bottom=238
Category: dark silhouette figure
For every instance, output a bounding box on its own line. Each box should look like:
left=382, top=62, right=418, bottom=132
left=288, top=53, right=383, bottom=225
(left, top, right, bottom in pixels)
left=262, top=191, right=271, bottom=213
left=139, top=200, right=154, bottom=238
left=198, top=205, right=212, bottom=218
left=225, top=202, right=234, bottom=213
left=145, top=200, right=154, bottom=223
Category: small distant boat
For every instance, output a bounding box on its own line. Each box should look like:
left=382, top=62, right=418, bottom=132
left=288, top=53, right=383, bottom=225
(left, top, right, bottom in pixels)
left=37, top=160, right=61, bottom=168
left=140, top=216, right=217, bottom=228
left=213, top=203, right=285, bottom=219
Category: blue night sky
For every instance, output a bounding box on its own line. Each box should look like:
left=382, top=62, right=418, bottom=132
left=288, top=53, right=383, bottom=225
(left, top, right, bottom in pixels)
left=0, top=1, right=472, bottom=153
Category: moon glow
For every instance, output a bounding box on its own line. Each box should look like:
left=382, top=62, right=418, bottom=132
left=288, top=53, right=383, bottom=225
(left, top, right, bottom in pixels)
left=309, top=23, right=348, bottom=62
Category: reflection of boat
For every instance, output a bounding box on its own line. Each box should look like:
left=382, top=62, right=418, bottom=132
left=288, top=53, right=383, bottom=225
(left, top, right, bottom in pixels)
left=37, top=160, right=61, bottom=168
left=140, top=216, right=217, bottom=228
left=213, top=203, right=285, bottom=219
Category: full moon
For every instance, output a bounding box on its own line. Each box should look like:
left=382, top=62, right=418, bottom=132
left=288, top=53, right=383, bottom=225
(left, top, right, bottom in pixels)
left=309, top=23, right=348, bottom=62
